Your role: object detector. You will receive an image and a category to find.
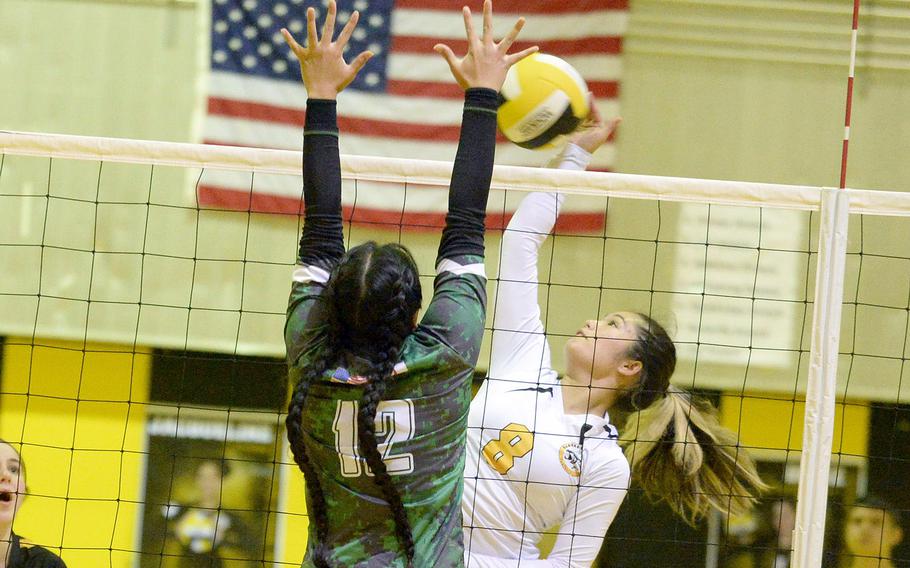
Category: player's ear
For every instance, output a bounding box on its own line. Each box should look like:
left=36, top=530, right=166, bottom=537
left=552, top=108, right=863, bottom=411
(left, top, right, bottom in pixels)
left=619, top=359, right=642, bottom=378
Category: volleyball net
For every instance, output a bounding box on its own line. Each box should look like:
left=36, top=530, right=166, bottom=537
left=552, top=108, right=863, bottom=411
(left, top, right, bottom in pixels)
left=2, top=130, right=910, bottom=567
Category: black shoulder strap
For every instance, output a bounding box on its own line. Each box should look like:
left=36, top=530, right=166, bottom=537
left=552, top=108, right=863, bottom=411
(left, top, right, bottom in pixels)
left=8, top=532, right=25, bottom=566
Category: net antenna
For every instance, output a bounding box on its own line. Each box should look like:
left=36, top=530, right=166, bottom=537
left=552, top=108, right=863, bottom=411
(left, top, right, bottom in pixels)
left=839, top=0, right=862, bottom=190
left=792, top=2, right=863, bottom=566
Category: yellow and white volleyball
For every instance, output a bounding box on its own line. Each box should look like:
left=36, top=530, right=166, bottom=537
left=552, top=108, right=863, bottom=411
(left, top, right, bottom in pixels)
left=497, top=53, right=590, bottom=150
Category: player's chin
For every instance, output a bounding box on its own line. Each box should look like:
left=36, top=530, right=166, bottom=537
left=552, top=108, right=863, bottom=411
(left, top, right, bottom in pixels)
left=567, top=331, right=590, bottom=344
left=564, top=339, right=593, bottom=365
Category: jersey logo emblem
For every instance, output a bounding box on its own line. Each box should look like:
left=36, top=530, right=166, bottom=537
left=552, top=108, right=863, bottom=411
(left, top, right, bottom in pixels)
left=328, top=363, right=407, bottom=385
left=329, top=367, right=368, bottom=385
left=559, top=443, right=584, bottom=477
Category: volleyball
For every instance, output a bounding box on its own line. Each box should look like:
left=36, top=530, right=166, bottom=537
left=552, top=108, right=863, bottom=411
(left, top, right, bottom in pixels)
left=497, top=53, right=590, bottom=149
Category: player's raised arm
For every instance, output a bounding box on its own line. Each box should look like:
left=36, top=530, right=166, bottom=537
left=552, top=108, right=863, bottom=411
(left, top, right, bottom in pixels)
left=414, top=2, right=537, bottom=367
left=432, top=0, right=538, bottom=265
left=488, top=102, right=621, bottom=381
left=281, top=2, right=372, bottom=274
left=282, top=2, right=374, bottom=366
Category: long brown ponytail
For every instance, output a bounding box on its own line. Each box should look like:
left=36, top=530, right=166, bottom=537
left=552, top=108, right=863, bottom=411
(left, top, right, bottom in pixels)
left=618, top=315, right=766, bottom=524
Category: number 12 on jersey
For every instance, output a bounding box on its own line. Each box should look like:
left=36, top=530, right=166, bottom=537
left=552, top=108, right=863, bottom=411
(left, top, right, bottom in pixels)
left=332, top=399, right=416, bottom=478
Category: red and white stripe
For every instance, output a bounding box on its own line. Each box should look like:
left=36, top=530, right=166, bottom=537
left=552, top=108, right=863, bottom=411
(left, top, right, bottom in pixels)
left=839, top=0, right=860, bottom=189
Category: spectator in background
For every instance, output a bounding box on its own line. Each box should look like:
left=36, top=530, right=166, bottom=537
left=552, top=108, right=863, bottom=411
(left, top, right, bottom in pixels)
left=0, top=439, right=66, bottom=568
left=162, top=459, right=246, bottom=568
left=839, top=496, right=905, bottom=568
left=725, top=496, right=797, bottom=568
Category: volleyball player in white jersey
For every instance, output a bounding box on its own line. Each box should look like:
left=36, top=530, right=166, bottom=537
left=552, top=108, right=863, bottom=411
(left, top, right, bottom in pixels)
left=463, top=106, right=766, bottom=567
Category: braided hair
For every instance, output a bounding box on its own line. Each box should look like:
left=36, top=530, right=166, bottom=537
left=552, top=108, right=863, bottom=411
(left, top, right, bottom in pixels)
left=287, top=346, right=337, bottom=568
left=286, top=242, right=422, bottom=567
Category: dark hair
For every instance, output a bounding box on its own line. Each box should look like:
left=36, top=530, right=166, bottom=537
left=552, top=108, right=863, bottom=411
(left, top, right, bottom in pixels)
left=286, top=242, right=422, bottom=567
left=620, top=313, right=676, bottom=412
left=619, top=314, right=766, bottom=523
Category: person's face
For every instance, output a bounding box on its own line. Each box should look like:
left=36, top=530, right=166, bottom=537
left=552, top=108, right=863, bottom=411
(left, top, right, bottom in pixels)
left=564, top=311, right=643, bottom=389
left=844, top=505, right=903, bottom=559
left=0, top=443, right=26, bottom=529
left=195, top=462, right=223, bottom=504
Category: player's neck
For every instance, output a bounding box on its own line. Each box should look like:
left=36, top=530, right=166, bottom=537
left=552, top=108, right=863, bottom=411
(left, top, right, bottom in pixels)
left=560, top=380, right=611, bottom=418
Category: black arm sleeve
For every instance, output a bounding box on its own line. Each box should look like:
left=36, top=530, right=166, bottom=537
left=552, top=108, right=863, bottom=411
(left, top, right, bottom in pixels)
left=297, top=99, right=345, bottom=270
left=437, top=88, right=499, bottom=261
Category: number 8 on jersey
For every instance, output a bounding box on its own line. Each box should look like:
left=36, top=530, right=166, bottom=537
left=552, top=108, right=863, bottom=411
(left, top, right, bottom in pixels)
left=481, top=423, right=534, bottom=475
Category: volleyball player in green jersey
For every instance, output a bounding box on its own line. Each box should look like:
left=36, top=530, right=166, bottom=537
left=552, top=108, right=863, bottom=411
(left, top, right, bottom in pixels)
left=280, top=2, right=536, bottom=566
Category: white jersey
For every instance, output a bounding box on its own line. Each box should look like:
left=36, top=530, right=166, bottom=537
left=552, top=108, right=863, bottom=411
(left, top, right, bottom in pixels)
left=463, top=144, right=631, bottom=567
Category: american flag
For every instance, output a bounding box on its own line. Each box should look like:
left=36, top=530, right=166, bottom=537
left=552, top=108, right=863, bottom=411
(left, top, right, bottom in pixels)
left=199, top=0, right=628, bottom=231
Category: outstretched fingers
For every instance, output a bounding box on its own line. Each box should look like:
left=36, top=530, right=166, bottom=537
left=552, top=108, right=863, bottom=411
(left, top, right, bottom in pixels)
left=569, top=96, right=623, bottom=153
left=306, top=6, right=319, bottom=49
left=285, top=0, right=373, bottom=97
left=585, top=98, right=621, bottom=133
left=335, top=10, right=360, bottom=47
left=481, top=0, right=494, bottom=44
left=281, top=28, right=304, bottom=56
left=462, top=6, right=479, bottom=48
left=441, top=2, right=537, bottom=90
left=320, top=1, right=337, bottom=45
left=505, top=45, right=539, bottom=66
left=337, top=50, right=374, bottom=91
left=434, top=43, right=468, bottom=89
left=347, top=50, right=374, bottom=78
left=607, top=117, right=623, bottom=135
left=496, top=17, right=524, bottom=54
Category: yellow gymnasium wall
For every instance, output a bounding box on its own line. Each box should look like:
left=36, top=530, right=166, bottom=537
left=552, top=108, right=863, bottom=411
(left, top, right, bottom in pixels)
left=277, top=384, right=310, bottom=566
left=278, top=453, right=310, bottom=564
left=0, top=338, right=313, bottom=567
left=0, top=338, right=151, bottom=566
left=720, top=393, right=870, bottom=463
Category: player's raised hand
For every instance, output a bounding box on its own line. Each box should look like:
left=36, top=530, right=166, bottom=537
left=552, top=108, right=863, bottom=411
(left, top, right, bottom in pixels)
left=569, top=98, right=622, bottom=154
left=434, top=0, right=538, bottom=91
left=281, top=0, right=373, bottom=99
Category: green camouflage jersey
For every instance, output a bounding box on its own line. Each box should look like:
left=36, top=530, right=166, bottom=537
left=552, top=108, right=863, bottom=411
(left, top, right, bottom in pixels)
left=285, top=89, right=497, bottom=567
left=285, top=255, right=487, bottom=567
